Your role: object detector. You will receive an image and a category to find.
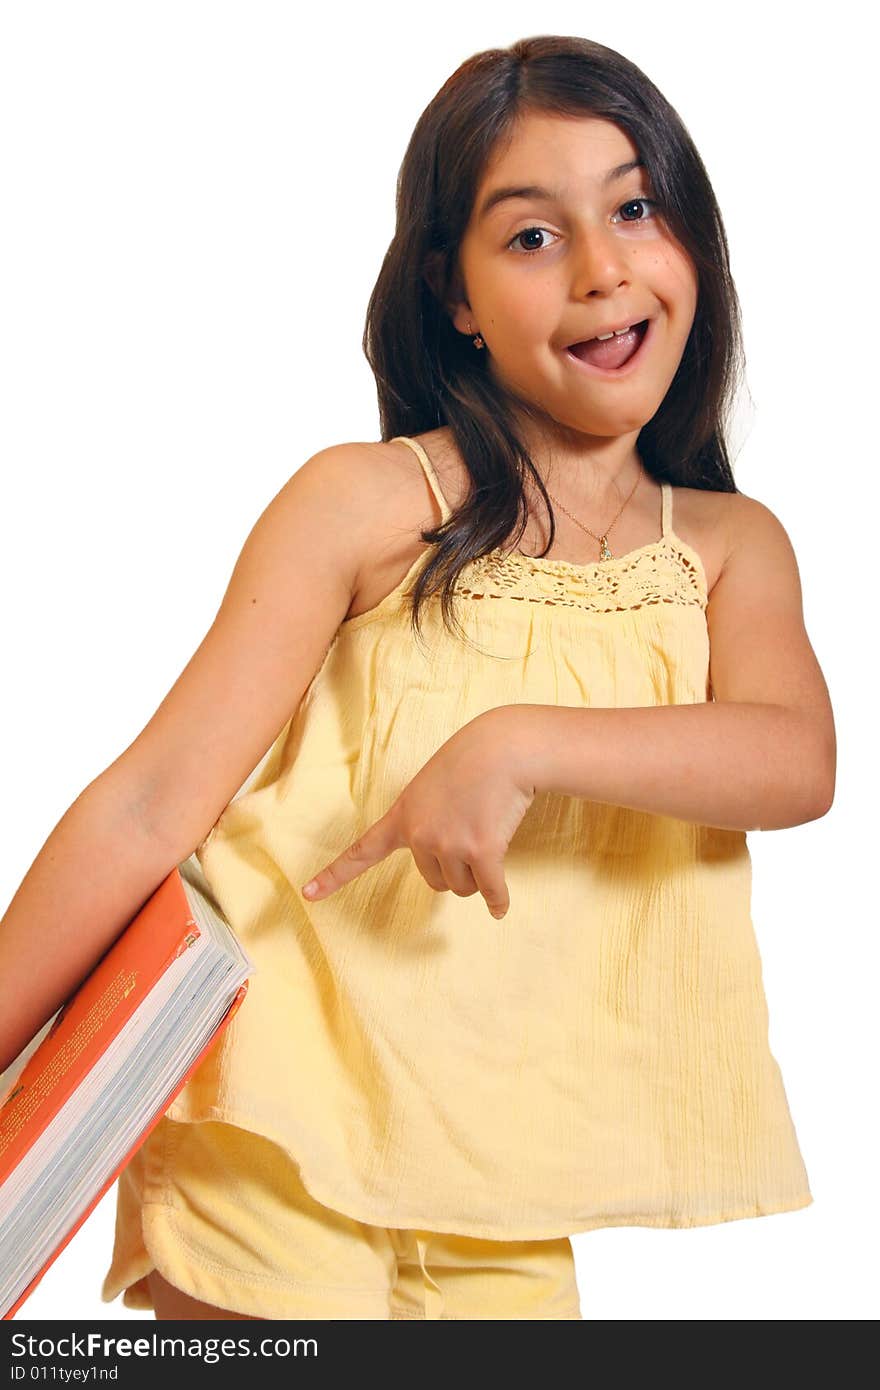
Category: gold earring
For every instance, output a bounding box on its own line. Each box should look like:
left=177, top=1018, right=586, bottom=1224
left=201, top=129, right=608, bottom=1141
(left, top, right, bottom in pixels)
left=466, top=320, right=485, bottom=350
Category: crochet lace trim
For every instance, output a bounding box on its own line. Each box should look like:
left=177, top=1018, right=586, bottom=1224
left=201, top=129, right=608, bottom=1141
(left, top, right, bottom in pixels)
left=384, top=436, right=709, bottom=617
left=449, top=535, right=708, bottom=614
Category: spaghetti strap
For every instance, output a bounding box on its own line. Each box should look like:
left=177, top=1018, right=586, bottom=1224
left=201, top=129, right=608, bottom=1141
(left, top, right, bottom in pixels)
left=390, top=435, right=453, bottom=524
left=660, top=480, right=672, bottom=539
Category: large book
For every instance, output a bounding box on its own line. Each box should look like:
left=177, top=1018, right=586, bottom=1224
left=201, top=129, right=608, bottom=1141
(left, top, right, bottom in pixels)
left=0, top=854, right=255, bottom=1319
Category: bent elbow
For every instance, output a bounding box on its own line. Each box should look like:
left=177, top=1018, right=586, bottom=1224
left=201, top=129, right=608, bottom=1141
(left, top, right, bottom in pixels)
left=815, top=780, right=835, bottom=820
left=806, top=768, right=835, bottom=822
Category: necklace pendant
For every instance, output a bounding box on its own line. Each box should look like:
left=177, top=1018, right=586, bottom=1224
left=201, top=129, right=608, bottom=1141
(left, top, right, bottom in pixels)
left=598, top=534, right=613, bottom=561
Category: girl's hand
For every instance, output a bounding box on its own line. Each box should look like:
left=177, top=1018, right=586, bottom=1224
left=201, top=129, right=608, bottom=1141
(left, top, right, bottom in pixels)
left=301, top=708, right=536, bottom=920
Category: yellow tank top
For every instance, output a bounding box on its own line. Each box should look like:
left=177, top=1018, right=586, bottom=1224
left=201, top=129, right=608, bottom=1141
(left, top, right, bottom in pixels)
left=166, top=435, right=813, bottom=1239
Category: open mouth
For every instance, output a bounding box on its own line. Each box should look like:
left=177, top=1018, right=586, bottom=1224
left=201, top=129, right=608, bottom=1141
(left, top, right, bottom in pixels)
left=565, top=318, right=651, bottom=375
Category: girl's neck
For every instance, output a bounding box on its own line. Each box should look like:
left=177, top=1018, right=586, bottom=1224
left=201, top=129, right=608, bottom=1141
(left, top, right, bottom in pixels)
left=515, top=420, right=645, bottom=507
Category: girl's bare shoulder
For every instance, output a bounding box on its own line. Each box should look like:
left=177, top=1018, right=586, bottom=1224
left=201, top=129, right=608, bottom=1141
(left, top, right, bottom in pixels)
left=342, top=433, right=458, bottom=623
left=667, top=483, right=736, bottom=596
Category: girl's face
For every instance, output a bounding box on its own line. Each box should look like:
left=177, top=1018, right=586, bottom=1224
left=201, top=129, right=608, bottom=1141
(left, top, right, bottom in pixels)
left=451, top=111, right=699, bottom=449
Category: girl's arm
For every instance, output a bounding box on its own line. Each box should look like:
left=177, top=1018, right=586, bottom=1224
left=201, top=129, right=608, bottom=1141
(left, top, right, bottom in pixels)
left=0, top=444, right=377, bottom=1075
left=0, top=787, right=177, bottom=1078
left=512, top=493, right=835, bottom=832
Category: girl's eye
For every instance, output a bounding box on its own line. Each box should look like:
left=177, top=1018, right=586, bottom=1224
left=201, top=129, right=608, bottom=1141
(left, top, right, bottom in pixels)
left=612, top=196, right=657, bottom=228
left=507, top=226, right=560, bottom=255
left=507, top=198, right=657, bottom=256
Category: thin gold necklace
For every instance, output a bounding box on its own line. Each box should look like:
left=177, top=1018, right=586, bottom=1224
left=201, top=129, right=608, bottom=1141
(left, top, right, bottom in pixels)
left=519, top=467, right=643, bottom=562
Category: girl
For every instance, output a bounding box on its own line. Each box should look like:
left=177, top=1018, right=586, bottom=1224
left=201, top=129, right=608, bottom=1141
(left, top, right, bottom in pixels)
left=1, top=34, right=834, bottom=1322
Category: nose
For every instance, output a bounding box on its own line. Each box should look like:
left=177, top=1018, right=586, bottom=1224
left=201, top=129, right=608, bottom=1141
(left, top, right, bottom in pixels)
left=568, top=225, right=633, bottom=299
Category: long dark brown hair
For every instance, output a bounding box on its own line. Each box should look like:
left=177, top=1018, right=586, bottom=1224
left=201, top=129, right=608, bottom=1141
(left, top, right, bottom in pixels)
left=363, top=34, right=744, bottom=647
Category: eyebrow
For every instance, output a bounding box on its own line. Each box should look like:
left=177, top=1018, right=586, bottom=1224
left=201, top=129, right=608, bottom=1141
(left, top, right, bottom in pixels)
left=477, top=159, right=646, bottom=221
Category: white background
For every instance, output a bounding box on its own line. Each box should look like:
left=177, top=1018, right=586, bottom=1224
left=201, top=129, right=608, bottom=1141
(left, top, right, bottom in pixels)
left=1, top=0, right=873, bottom=1322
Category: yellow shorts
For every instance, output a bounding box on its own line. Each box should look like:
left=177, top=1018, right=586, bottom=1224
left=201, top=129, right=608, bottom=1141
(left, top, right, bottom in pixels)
left=100, top=1117, right=583, bottom=1320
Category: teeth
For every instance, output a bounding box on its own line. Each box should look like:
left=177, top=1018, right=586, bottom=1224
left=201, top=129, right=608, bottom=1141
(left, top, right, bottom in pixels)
left=566, top=320, right=647, bottom=350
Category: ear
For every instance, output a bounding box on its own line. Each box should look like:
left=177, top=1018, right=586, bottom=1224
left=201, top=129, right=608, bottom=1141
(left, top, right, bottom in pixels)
left=422, top=249, right=447, bottom=306
left=423, top=251, right=474, bottom=335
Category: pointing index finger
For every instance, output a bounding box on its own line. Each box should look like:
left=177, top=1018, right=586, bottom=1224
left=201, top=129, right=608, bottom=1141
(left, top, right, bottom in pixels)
left=302, top=814, right=397, bottom=900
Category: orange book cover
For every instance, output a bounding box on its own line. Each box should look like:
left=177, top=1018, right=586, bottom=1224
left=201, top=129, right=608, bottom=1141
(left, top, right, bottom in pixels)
left=0, top=862, right=253, bottom=1319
